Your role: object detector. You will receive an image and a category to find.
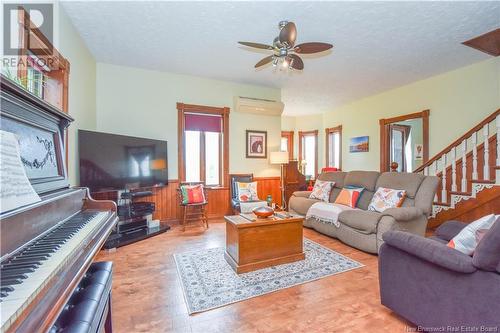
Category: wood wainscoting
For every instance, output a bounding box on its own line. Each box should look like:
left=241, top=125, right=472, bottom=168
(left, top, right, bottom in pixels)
left=255, top=177, right=282, bottom=207
left=91, top=177, right=281, bottom=224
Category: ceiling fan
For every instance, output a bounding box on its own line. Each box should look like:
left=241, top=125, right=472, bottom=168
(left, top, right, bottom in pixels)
left=238, top=21, right=333, bottom=71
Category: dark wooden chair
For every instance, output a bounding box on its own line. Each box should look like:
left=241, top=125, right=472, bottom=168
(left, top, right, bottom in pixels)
left=177, top=182, right=208, bottom=231
left=229, top=174, right=268, bottom=214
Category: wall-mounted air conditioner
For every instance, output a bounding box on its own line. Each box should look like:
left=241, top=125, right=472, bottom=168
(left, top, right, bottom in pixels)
left=234, top=96, right=284, bottom=116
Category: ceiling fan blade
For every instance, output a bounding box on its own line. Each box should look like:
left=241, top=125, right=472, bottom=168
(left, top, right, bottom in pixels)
left=255, top=55, right=274, bottom=68
left=289, top=54, right=304, bottom=70
left=238, top=41, right=274, bottom=50
left=279, top=22, right=297, bottom=47
left=294, top=42, right=333, bottom=54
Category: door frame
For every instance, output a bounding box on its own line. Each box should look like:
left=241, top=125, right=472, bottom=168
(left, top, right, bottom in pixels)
left=389, top=124, right=411, bottom=172
left=379, top=109, right=430, bottom=172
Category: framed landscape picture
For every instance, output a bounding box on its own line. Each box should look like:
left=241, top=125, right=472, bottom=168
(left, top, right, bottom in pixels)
left=246, top=130, right=267, bottom=158
left=349, top=136, right=369, bottom=153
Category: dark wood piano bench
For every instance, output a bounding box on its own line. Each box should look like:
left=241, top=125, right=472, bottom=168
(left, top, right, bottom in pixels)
left=50, top=262, right=113, bottom=333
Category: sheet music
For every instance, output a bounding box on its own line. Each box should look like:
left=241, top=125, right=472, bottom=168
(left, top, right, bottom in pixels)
left=0, top=130, right=41, bottom=214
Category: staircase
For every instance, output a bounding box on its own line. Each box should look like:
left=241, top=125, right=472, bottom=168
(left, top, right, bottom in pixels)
left=414, top=109, right=500, bottom=228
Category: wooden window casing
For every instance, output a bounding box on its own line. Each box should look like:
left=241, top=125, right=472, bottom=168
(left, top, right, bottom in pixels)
left=177, top=103, right=230, bottom=187
left=325, top=125, right=342, bottom=170
left=281, top=131, right=294, bottom=160
left=298, top=130, right=319, bottom=179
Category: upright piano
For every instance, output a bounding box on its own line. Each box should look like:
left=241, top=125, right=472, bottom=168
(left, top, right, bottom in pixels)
left=0, top=77, right=118, bottom=332
left=283, top=160, right=308, bottom=206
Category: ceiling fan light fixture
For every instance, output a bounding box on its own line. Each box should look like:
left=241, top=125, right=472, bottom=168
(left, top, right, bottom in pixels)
left=239, top=21, right=333, bottom=72
left=282, top=56, right=293, bottom=69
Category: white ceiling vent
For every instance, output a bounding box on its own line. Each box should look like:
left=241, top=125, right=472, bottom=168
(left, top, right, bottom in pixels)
left=235, top=96, right=284, bottom=116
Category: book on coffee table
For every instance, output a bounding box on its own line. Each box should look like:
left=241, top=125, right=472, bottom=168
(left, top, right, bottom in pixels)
left=240, top=212, right=303, bottom=222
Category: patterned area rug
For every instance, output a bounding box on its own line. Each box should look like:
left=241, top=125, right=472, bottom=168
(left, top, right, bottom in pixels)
left=174, top=239, right=364, bottom=314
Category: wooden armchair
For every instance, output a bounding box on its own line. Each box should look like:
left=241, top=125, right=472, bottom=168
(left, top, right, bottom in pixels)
left=230, top=174, right=253, bottom=214
left=177, top=182, right=208, bottom=231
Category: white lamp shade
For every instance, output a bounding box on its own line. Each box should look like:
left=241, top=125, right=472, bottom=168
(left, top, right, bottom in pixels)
left=270, top=151, right=289, bottom=164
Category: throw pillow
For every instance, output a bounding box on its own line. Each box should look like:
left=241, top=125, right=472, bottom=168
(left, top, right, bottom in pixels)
left=236, top=181, right=258, bottom=202
left=309, top=180, right=335, bottom=202
left=334, top=186, right=364, bottom=208
left=368, top=187, right=407, bottom=213
left=180, top=184, right=205, bottom=204
left=447, top=214, right=497, bottom=255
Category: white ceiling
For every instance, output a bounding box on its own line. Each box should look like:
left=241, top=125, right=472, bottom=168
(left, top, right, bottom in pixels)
left=61, top=1, right=500, bottom=116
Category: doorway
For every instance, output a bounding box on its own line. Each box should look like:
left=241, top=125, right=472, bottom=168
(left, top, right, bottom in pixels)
left=380, top=110, right=429, bottom=172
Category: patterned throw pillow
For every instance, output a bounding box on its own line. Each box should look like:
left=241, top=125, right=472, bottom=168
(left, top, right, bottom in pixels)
left=309, top=180, right=335, bottom=202
left=236, top=181, right=258, bottom=202
left=180, top=184, right=205, bottom=204
left=368, top=187, right=407, bottom=213
left=334, top=186, right=364, bottom=208
left=447, top=214, right=497, bottom=255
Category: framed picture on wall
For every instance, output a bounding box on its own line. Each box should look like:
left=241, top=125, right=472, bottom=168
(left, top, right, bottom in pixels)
left=415, top=144, right=424, bottom=160
left=349, top=136, right=369, bottom=153
left=246, top=130, right=267, bottom=158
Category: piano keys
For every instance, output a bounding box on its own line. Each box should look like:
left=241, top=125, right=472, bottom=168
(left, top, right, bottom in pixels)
left=1, top=211, right=109, bottom=329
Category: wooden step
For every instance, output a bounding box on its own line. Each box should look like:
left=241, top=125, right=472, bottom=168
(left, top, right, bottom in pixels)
left=449, top=191, right=472, bottom=196
left=428, top=185, right=500, bottom=229
left=471, top=179, right=496, bottom=184
left=433, top=202, right=451, bottom=207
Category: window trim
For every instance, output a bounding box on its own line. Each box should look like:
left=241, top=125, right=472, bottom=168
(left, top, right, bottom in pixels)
left=325, top=125, right=342, bottom=170
left=298, top=130, right=318, bottom=179
left=281, top=131, right=294, bottom=160
left=177, top=103, right=230, bottom=187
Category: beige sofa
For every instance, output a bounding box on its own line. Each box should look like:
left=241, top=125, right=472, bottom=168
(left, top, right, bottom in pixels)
left=288, top=171, right=439, bottom=254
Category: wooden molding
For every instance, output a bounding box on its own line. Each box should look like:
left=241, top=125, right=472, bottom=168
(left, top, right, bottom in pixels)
left=298, top=130, right=319, bottom=178
left=462, top=28, right=500, bottom=57
left=281, top=131, right=294, bottom=160
left=379, top=110, right=430, bottom=172
left=177, top=103, right=230, bottom=186
left=325, top=125, right=342, bottom=170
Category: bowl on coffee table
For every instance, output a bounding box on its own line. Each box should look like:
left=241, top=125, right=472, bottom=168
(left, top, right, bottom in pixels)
left=252, top=206, right=274, bottom=218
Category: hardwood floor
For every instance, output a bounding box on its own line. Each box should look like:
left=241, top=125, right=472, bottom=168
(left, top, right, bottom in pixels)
left=96, top=220, right=413, bottom=333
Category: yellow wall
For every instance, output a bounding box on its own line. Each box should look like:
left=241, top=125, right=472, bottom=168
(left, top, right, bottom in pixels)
left=56, top=6, right=97, bottom=185
left=95, top=63, right=282, bottom=179
left=286, top=58, right=500, bottom=172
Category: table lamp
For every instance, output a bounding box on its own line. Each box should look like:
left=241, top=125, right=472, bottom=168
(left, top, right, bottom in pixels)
left=270, top=151, right=289, bottom=209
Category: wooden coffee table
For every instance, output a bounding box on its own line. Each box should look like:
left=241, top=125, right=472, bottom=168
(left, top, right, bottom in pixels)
left=224, top=213, right=305, bottom=274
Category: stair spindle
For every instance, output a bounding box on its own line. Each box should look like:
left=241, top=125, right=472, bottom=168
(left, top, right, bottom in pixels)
left=424, top=166, right=429, bottom=176
left=496, top=114, right=500, bottom=166
left=441, top=154, right=447, bottom=202
left=461, top=139, right=467, bottom=192
left=451, top=147, right=457, bottom=192
left=433, top=161, right=438, bottom=202
left=483, top=124, right=489, bottom=180
left=472, top=132, right=478, bottom=179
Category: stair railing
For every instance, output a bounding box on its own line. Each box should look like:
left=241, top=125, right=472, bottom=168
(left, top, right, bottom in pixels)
left=414, top=109, right=499, bottom=207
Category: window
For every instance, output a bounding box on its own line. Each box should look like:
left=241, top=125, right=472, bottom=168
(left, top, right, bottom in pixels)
left=298, top=130, right=318, bottom=178
left=281, top=131, right=294, bottom=160
left=325, top=126, right=342, bottom=170
left=177, top=103, right=229, bottom=186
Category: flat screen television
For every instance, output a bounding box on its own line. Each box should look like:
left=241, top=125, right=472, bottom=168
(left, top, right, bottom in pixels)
left=78, top=130, right=168, bottom=192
